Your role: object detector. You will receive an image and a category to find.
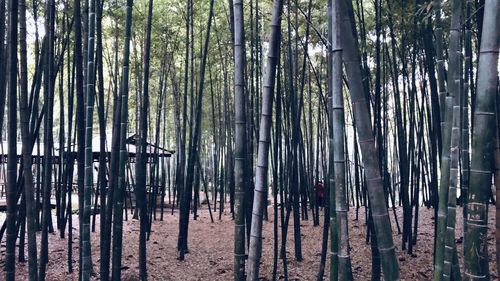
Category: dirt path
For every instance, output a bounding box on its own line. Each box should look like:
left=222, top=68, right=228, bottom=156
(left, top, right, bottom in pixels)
left=2, top=206, right=497, bottom=280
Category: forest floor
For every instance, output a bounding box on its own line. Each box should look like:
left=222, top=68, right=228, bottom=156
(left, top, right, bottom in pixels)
left=3, top=204, right=498, bottom=280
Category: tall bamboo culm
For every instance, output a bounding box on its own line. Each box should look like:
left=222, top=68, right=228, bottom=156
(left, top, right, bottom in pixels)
left=434, top=0, right=462, bottom=279
left=233, top=0, right=248, bottom=279
left=246, top=0, right=283, bottom=279
left=82, top=0, right=97, bottom=278
left=338, top=0, right=399, bottom=279
left=111, top=0, right=134, bottom=279
left=464, top=0, right=499, bottom=279
left=39, top=0, right=55, bottom=279
left=5, top=0, right=18, bottom=278
left=443, top=1, right=463, bottom=280
left=19, top=0, right=38, bottom=277
left=330, top=0, right=353, bottom=279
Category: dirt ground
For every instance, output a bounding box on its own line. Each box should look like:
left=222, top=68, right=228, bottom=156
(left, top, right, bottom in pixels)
left=3, top=205, right=498, bottom=280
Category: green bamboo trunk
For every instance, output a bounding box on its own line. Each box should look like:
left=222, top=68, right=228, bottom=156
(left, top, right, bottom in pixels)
left=327, top=1, right=338, bottom=279
left=495, top=126, right=500, bottom=279
left=39, top=0, right=55, bottom=279
left=82, top=0, right=97, bottom=278
left=433, top=0, right=446, bottom=126
left=233, top=0, right=248, bottom=279
left=247, top=0, right=283, bottom=279
left=134, top=0, right=153, bottom=279
left=5, top=0, right=18, bottom=278
left=19, top=0, right=38, bottom=278
left=111, top=0, right=134, bottom=279
left=330, top=0, right=353, bottom=279
left=338, top=0, right=399, bottom=279
left=328, top=94, right=339, bottom=281
left=443, top=106, right=461, bottom=280
left=462, top=0, right=473, bottom=230
left=443, top=3, right=463, bottom=280
left=434, top=0, right=462, bottom=279
left=464, top=0, right=499, bottom=279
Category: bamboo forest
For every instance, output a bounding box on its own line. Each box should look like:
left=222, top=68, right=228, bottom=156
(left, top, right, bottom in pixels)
left=0, top=0, right=499, bottom=280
